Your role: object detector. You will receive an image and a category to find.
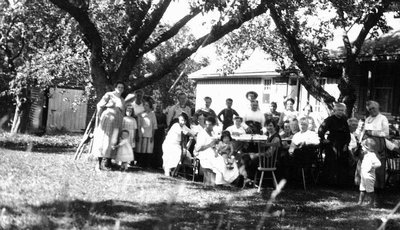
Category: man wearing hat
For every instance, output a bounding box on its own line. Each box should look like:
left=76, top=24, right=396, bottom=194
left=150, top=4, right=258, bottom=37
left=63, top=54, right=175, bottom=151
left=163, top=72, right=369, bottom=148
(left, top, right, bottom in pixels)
left=245, top=91, right=258, bottom=101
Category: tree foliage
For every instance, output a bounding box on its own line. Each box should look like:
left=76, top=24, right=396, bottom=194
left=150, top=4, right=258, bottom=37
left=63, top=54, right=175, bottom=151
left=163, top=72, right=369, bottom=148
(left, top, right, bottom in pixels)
left=216, top=0, right=398, bottom=115
left=47, top=0, right=271, bottom=98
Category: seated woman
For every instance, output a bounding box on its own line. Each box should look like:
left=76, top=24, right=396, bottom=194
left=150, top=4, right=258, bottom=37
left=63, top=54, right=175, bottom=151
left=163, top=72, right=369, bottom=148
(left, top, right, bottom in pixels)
left=245, top=119, right=282, bottom=182
left=195, top=116, right=240, bottom=186
left=162, top=112, right=195, bottom=176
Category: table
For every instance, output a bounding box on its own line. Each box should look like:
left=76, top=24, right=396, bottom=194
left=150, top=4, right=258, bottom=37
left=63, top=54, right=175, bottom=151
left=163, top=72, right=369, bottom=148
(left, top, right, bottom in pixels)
left=232, top=134, right=268, bottom=142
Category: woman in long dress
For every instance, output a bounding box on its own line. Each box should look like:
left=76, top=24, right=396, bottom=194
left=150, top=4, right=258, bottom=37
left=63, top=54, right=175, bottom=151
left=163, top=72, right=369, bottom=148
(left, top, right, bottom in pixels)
left=361, top=100, right=389, bottom=190
left=92, top=82, right=125, bottom=170
left=162, top=112, right=194, bottom=176
left=195, top=116, right=239, bottom=185
left=136, top=100, right=158, bottom=167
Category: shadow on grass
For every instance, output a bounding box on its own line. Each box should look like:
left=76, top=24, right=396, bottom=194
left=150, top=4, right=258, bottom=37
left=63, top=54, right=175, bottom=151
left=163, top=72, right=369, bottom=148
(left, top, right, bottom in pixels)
left=16, top=185, right=399, bottom=230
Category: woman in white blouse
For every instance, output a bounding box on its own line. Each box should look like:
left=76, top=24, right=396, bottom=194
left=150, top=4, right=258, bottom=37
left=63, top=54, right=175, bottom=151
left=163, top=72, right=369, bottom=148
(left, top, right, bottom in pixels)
left=361, top=100, right=389, bottom=189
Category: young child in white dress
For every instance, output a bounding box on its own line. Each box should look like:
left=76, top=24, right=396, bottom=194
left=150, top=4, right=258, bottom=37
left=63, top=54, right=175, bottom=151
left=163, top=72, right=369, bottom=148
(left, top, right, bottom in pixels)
left=113, top=130, right=134, bottom=171
left=215, top=131, right=235, bottom=169
left=122, top=107, right=137, bottom=166
left=357, top=137, right=382, bottom=206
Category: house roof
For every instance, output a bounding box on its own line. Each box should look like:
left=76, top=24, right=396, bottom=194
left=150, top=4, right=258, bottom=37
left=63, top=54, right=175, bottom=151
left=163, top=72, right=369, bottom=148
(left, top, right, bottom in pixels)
left=188, top=49, right=282, bottom=80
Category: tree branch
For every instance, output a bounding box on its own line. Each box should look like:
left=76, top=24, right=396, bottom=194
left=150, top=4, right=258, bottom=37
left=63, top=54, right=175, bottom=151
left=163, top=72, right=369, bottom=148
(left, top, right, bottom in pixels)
left=49, top=0, right=110, bottom=97
left=141, top=7, right=201, bottom=53
left=333, top=4, right=353, bottom=57
left=132, top=2, right=269, bottom=90
left=267, top=1, right=335, bottom=105
left=352, top=0, right=391, bottom=57
left=11, top=37, right=24, bottom=61
left=115, top=0, right=172, bottom=81
left=122, top=0, right=152, bottom=51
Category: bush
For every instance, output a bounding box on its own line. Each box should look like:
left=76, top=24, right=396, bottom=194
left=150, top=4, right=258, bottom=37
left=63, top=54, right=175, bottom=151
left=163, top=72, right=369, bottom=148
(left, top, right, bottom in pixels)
left=0, top=132, right=81, bottom=150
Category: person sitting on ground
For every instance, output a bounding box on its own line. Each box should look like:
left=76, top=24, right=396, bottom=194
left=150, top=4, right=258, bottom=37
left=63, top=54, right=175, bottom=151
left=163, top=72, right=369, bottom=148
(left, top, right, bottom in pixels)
left=215, top=131, right=235, bottom=169
left=113, top=130, right=134, bottom=171
left=217, top=98, right=239, bottom=130
left=357, top=138, right=381, bottom=207
left=166, top=92, right=191, bottom=128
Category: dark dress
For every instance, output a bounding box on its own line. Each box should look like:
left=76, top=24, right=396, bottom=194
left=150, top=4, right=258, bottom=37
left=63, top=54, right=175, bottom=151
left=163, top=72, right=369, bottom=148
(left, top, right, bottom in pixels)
left=153, top=111, right=167, bottom=168
left=318, top=115, right=351, bottom=186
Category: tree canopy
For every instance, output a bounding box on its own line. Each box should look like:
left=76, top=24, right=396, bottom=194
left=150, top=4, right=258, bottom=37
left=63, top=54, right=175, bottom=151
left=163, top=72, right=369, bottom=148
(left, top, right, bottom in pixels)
left=46, top=0, right=272, bottom=98
left=216, top=0, right=399, bottom=114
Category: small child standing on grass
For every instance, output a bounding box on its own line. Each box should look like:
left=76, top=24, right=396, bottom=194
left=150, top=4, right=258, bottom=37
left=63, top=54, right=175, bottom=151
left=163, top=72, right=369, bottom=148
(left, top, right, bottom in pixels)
left=122, top=107, right=137, bottom=166
left=215, top=131, right=235, bottom=169
left=358, top=138, right=382, bottom=206
left=113, top=130, right=134, bottom=171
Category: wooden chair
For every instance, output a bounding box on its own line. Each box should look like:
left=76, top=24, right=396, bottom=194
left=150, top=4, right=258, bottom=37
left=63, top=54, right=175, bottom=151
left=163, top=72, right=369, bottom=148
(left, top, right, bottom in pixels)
left=255, top=143, right=279, bottom=193
left=173, top=134, right=200, bottom=181
left=292, top=145, right=321, bottom=190
left=386, top=157, right=400, bottom=186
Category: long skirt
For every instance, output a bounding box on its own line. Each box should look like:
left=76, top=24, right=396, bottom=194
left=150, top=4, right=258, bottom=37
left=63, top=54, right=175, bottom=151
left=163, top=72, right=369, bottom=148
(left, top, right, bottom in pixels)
left=162, top=142, right=181, bottom=171
left=197, top=148, right=239, bottom=185
left=92, top=108, right=123, bottom=158
left=136, top=137, right=154, bottom=154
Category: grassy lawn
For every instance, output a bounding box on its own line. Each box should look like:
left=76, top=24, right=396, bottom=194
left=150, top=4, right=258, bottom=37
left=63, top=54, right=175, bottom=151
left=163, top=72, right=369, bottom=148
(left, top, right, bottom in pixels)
left=1, top=148, right=400, bottom=229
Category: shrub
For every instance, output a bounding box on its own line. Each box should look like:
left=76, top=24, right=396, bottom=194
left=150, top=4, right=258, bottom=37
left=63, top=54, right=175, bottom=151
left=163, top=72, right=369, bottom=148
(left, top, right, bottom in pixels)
left=0, top=132, right=81, bottom=150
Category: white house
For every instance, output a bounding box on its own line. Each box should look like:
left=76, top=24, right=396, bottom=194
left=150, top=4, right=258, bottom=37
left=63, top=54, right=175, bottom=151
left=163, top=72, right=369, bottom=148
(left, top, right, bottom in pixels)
left=188, top=49, right=339, bottom=118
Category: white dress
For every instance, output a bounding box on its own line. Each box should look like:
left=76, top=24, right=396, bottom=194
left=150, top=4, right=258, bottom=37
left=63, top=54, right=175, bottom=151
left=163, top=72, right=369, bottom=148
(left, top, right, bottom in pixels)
left=115, top=139, right=134, bottom=162
left=162, top=123, right=191, bottom=171
left=121, top=116, right=137, bottom=148
left=195, top=129, right=239, bottom=185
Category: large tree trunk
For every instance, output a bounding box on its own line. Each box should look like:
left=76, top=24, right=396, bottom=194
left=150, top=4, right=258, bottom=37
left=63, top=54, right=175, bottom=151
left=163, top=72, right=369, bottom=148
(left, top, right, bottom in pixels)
left=338, top=62, right=357, bottom=118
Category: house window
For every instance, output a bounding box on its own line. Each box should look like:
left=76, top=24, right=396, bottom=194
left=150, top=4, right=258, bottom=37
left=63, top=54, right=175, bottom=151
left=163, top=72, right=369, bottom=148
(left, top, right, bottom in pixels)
left=263, top=93, right=270, bottom=104
left=319, top=78, right=327, bottom=86
left=264, top=79, right=272, bottom=90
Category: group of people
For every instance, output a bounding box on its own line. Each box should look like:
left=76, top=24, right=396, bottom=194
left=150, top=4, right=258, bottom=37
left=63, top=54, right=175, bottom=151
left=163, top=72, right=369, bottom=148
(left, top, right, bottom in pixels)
left=92, top=82, right=161, bottom=171
left=91, top=83, right=397, bottom=204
